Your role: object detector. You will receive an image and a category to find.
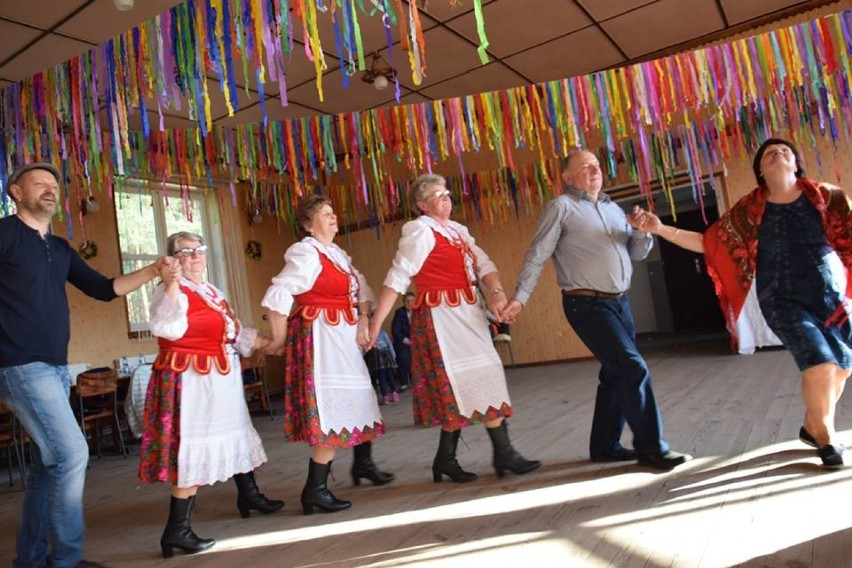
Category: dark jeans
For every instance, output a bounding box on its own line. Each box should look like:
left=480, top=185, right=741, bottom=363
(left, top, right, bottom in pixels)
left=394, top=344, right=411, bottom=387
left=372, top=369, right=398, bottom=397
left=562, top=295, right=669, bottom=456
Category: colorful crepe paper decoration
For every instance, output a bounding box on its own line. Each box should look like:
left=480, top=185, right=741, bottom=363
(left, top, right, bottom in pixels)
left=1, top=6, right=851, bottom=233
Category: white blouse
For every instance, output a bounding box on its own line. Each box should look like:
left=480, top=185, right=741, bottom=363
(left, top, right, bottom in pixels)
left=262, top=237, right=376, bottom=316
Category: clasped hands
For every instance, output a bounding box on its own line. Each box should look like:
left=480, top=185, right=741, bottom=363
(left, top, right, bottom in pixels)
left=155, top=256, right=181, bottom=284
left=626, top=204, right=662, bottom=234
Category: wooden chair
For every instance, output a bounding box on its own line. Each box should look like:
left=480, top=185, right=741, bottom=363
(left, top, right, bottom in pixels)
left=493, top=334, right=516, bottom=368
left=74, top=368, right=127, bottom=458
left=0, top=402, right=26, bottom=487
left=241, top=352, right=274, bottom=420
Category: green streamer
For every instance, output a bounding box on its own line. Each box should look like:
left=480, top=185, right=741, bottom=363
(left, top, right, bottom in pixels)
left=472, top=0, right=490, bottom=64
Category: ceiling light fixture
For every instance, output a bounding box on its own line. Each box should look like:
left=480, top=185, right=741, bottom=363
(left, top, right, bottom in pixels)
left=361, top=53, right=395, bottom=91
left=114, top=0, right=135, bottom=11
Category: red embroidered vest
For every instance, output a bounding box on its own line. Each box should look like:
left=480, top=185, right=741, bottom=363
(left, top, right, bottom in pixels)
left=413, top=231, right=477, bottom=308
left=154, top=285, right=233, bottom=375
left=292, top=252, right=357, bottom=325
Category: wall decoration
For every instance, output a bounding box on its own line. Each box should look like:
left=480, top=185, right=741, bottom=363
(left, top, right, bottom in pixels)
left=245, top=240, right=262, bottom=261
left=78, top=240, right=99, bottom=259
left=0, top=8, right=850, bottom=234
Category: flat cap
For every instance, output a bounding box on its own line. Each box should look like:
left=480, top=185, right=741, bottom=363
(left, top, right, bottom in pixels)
left=8, top=162, right=62, bottom=186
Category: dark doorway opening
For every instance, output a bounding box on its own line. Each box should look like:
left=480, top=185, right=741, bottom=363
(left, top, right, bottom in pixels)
left=657, top=207, right=726, bottom=333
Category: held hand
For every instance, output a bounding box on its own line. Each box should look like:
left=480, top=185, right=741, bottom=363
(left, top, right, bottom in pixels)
left=487, top=291, right=508, bottom=321
left=254, top=335, right=273, bottom=353
left=627, top=205, right=662, bottom=234
left=152, top=256, right=171, bottom=273
left=356, top=315, right=371, bottom=350
left=502, top=299, right=523, bottom=323
left=264, top=339, right=285, bottom=356
left=159, top=257, right=181, bottom=286
left=366, top=321, right=381, bottom=351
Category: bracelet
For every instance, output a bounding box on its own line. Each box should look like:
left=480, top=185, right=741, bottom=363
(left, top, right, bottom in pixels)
left=670, top=228, right=680, bottom=242
left=491, top=287, right=505, bottom=295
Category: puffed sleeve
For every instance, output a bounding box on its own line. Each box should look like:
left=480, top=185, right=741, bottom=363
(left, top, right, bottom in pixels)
left=149, top=284, right=189, bottom=341
left=234, top=326, right=259, bottom=358
left=337, top=245, right=377, bottom=308
left=383, top=219, right=436, bottom=293
left=261, top=242, right=322, bottom=315
left=454, top=222, right=498, bottom=283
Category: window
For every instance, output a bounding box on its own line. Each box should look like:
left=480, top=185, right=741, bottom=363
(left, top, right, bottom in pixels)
left=115, top=183, right=231, bottom=337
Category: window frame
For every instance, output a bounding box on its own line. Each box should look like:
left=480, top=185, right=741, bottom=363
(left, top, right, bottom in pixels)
left=115, top=182, right=234, bottom=338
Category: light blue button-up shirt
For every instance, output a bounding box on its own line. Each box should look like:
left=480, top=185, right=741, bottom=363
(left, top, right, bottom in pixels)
left=513, top=186, right=653, bottom=305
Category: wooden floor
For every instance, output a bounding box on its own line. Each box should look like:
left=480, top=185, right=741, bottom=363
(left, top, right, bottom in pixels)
left=2, top=337, right=851, bottom=568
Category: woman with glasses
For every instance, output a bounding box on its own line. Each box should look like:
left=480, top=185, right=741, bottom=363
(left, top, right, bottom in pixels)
left=263, top=195, right=393, bottom=516
left=368, top=174, right=541, bottom=483
left=139, top=231, right=283, bottom=558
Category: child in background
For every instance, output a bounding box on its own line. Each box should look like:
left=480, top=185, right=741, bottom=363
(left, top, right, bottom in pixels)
left=364, top=329, right=399, bottom=405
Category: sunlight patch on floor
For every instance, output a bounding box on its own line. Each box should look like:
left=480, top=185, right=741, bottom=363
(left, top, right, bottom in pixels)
left=212, top=473, right=661, bottom=553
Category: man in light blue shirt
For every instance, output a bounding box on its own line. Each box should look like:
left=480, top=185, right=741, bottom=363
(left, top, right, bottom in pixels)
left=504, top=149, right=692, bottom=470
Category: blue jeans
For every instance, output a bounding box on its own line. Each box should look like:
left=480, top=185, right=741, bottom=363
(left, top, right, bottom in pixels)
left=0, top=362, right=89, bottom=568
left=562, top=295, right=670, bottom=456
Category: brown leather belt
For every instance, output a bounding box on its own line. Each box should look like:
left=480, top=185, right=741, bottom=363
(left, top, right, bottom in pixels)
left=562, top=288, right=625, bottom=299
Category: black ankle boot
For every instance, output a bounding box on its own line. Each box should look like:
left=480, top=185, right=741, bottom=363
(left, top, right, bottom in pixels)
left=301, top=459, right=352, bottom=515
left=234, top=471, right=285, bottom=518
left=351, top=441, right=395, bottom=486
left=486, top=420, right=542, bottom=478
left=432, top=429, right=478, bottom=483
left=160, top=495, right=216, bottom=558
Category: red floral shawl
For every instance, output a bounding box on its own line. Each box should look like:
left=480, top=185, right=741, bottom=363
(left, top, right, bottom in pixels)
left=703, top=178, right=852, bottom=349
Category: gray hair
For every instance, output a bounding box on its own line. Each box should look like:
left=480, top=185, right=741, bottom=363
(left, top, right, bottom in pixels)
left=166, top=232, right=205, bottom=256
left=559, top=147, right=585, bottom=173
left=408, top=173, right=447, bottom=215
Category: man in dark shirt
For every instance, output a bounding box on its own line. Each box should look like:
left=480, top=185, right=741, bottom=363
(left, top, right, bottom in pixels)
left=0, top=163, right=167, bottom=568
left=504, top=149, right=692, bottom=471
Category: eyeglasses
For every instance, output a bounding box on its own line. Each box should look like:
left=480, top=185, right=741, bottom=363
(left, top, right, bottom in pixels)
left=429, top=188, right=451, bottom=200
left=174, top=245, right=208, bottom=258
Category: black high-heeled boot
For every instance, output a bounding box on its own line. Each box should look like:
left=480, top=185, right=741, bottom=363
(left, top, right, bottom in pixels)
left=301, top=459, right=352, bottom=515
left=431, top=429, right=478, bottom=483
left=351, top=441, right=395, bottom=486
left=234, top=471, right=285, bottom=518
left=160, top=495, right=216, bottom=558
left=486, top=420, right=542, bottom=478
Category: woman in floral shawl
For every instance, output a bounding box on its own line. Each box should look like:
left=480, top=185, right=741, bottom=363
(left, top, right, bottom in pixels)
left=630, top=138, right=851, bottom=468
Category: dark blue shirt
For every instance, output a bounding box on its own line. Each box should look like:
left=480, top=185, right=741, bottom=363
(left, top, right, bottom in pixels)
left=0, top=215, right=117, bottom=367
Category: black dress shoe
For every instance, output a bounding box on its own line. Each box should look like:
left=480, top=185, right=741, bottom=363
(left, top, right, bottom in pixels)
left=799, top=426, right=818, bottom=448
left=818, top=443, right=845, bottom=468
left=590, top=448, right=638, bottom=463
left=637, top=450, right=693, bottom=470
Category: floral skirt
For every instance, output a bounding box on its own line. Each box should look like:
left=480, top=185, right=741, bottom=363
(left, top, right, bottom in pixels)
left=411, top=304, right=511, bottom=429
left=138, top=364, right=267, bottom=487
left=139, top=369, right=181, bottom=485
left=284, top=314, right=385, bottom=448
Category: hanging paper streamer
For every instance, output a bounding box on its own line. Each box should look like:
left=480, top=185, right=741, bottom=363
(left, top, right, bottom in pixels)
left=1, top=7, right=851, bottom=233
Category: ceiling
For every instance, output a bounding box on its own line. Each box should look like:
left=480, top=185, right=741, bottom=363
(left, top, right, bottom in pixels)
left=0, top=0, right=843, bottom=131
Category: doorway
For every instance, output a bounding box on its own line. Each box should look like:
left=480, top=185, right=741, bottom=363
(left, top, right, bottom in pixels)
left=656, top=207, right=726, bottom=332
